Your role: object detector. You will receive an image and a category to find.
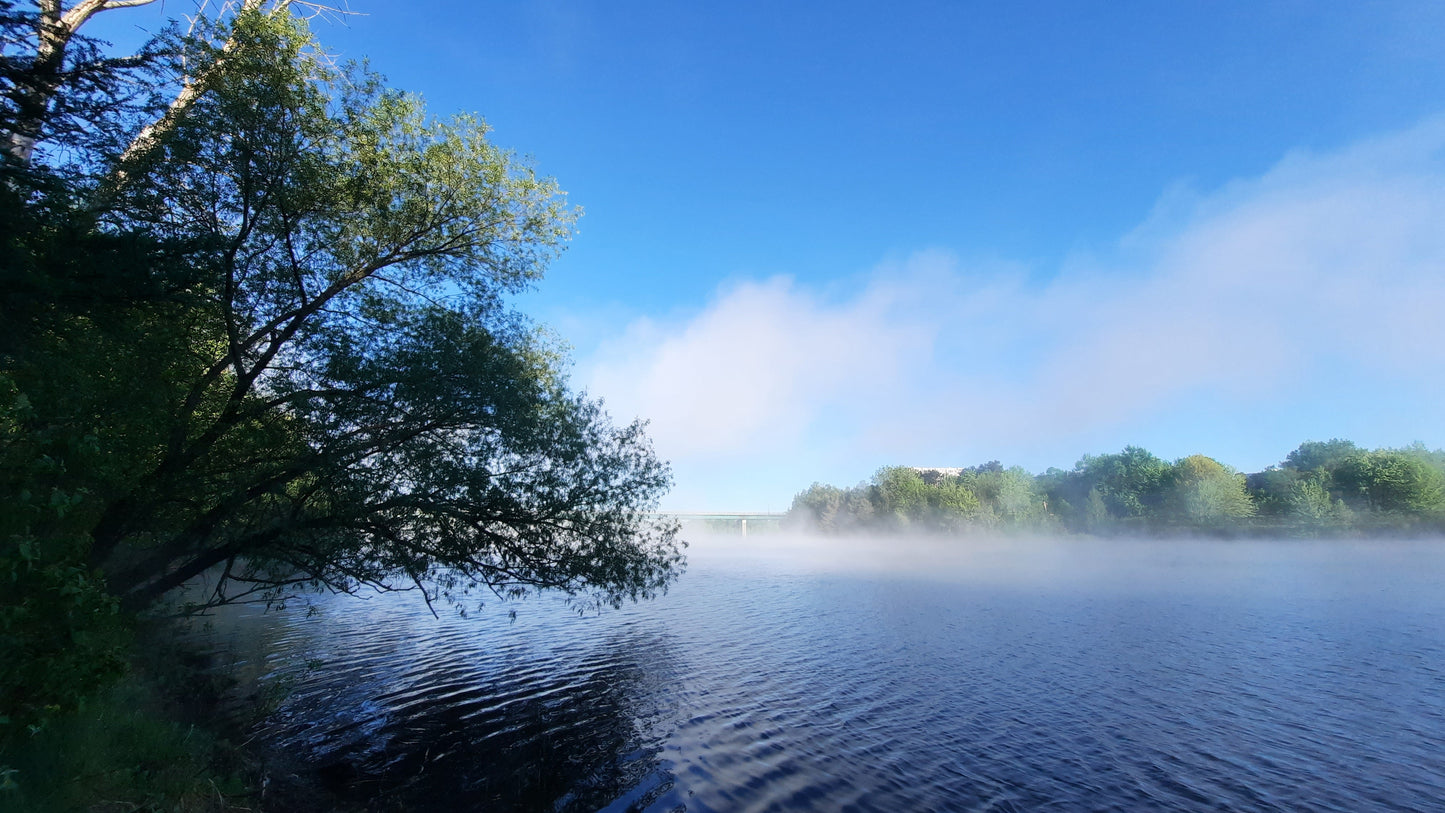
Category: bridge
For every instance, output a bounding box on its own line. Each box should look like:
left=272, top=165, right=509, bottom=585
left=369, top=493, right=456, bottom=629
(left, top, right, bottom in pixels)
left=649, top=512, right=787, bottom=536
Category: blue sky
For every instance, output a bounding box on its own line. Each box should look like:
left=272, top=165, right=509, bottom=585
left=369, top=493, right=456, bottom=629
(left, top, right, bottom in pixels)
left=96, top=2, right=1445, bottom=510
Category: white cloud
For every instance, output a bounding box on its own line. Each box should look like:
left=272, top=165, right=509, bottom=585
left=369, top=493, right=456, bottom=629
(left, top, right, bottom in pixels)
left=581, top=118, right=1445, bottom=498
left=586, top=275, right=935, bottom=458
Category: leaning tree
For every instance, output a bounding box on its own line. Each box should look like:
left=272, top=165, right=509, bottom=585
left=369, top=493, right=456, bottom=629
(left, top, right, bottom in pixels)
left=1, top=0, right=681, bottom=653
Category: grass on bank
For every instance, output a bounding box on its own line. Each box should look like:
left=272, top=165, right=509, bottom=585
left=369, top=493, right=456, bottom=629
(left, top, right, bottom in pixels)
left=0, top=625, right=262, bottom=813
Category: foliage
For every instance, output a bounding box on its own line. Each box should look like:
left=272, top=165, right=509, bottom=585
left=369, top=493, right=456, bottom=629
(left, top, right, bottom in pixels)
left=786, top=468, right=983, bottom=534
left=1032, top=446, right=1169, bottom=531
left=872, top=466, right=931, bottom=526
left=1283, top=438, right=1361, bottom=474
left=1245, top=467, right=1302, bottom=516
left=1079, top=446, right=1170, bottom=520
left=1283, top=476, right=1352, bottom=528
left=0, top=0, right=171, bottom=173
left=1335, top=450, right=1445, bottom=516
left=0, top=376, right=128, bottom=732
left=872, top=467, right=983, bottom=531
left=0, top=638, right=255, bottom=813
left=963, top=465, right=1044, bottom=527
left=1161, top=455, right=1256, bottom=526
left=929, top=478, right=984, bottom=529
left=788, top=483, right=846, bottom=532
left=3, top=0, right=682, bottom=731
left=1082, top=487, right=1109, bottom=531
left=786, top=440, right=1444, bottom=537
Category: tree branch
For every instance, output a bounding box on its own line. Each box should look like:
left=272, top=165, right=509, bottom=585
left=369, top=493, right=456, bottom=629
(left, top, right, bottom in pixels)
left=103, top=0, right=274, bottom=193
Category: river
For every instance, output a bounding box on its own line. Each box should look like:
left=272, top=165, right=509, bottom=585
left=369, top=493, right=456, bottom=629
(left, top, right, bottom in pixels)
left=203, top=534, right=1445, bottom=811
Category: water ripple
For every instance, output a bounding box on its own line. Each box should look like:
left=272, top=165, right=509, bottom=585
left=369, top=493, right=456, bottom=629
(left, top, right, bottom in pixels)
left=197, top=537, right=1445, bottom=811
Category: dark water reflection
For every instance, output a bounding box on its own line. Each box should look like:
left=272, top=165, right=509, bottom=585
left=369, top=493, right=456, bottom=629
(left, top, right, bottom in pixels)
left=208, top=537, right=1445, bottom=811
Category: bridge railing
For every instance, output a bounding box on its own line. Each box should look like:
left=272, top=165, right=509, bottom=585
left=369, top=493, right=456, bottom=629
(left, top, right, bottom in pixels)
left=648, top=512, right=788, bottom=536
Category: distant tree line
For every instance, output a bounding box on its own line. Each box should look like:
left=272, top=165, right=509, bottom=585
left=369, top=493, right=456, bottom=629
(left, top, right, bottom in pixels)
left=787, top=440, right=1445, bottom=536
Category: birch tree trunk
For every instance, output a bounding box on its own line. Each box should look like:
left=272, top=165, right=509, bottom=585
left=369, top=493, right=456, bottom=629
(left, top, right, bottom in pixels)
left=2, top=0, right=277, bottom=172
left=4, top=0, right=161, bottom=165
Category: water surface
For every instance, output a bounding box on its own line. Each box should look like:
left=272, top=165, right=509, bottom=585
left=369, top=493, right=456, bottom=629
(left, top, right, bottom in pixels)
left=216, top=536, right=1445, bottom=811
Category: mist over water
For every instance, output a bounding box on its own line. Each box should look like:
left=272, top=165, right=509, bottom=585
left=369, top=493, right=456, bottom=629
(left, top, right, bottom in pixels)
left=216, top=534, right=1445, bottom=811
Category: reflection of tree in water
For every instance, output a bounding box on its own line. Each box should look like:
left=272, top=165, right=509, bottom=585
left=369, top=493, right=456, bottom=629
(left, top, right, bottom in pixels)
left=267, top=625, right=683, bottom=812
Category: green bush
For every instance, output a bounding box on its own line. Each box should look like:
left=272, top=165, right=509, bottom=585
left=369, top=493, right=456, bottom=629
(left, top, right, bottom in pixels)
left=0, top=664, right=253, bottom=813
left=1, top=378, right=129, bottom=733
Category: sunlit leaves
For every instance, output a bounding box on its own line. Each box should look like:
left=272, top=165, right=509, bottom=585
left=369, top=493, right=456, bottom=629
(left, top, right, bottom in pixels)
left=1162, top=455, right=1256, bottom=525
left=5, top=3, right=679, bottom=623
left=789, top=441, right=1445, bottom=536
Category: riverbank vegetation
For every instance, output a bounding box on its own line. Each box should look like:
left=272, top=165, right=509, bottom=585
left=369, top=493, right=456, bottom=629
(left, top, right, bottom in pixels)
left=2, top=1, right=680, bottom=806
left=788, top=440, right=1445, bottom=536
left=0, top=621, right=263, bottom=812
